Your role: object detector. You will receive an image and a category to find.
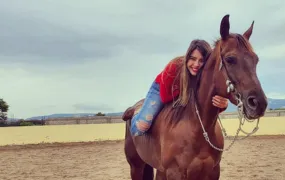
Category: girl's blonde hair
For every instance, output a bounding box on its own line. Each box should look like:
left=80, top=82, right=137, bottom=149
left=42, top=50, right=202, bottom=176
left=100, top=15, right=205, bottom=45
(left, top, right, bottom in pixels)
left=173, top=39, right=212, bottom=107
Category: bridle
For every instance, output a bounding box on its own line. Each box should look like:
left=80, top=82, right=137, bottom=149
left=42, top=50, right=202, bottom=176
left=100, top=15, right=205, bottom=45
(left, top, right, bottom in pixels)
left=194, top=41, right=260, bottom=152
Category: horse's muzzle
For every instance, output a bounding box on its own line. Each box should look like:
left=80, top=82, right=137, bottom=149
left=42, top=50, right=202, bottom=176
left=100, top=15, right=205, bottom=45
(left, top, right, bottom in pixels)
left=244, top=93, right=268, bottom=119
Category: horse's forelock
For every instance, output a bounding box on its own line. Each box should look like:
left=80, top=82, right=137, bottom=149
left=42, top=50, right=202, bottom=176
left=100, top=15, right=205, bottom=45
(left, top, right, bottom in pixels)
left=235, top=34, right=255, bottom=54
left=211, top=33, right=255, bottom=67
left=218, top=33, right=254, bottom=53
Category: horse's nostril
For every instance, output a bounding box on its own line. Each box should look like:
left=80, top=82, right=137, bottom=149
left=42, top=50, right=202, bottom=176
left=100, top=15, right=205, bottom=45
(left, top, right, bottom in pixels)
left=247, top=96, right=258, bottom=109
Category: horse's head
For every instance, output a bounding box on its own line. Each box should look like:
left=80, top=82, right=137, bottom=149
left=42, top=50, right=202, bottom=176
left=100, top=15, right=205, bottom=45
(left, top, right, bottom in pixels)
left=214, top=14, right=268, bottom=119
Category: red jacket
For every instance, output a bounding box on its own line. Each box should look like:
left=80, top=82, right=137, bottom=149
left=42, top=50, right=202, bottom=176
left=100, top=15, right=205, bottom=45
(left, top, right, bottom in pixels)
left=154, top=56, right=227, bottom=113
left=155, top=57, right=183, bottom=103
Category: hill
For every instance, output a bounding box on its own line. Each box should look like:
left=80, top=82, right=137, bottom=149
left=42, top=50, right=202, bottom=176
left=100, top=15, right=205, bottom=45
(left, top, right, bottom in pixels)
left=25, top=112, right=124, bottom=120
left=23, top=98, right=285, bottom=120
left=219, top=98, right=285, bottom=112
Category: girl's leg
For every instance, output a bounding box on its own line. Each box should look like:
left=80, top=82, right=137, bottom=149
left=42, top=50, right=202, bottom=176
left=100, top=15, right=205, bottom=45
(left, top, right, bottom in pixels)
left=130, top=82, right=164, bottom=136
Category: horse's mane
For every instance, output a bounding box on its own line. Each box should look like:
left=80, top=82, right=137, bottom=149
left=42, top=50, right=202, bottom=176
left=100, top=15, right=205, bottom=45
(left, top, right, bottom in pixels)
left=166, top=60, right=208, bottom=124
left=234, top=34, right=254, bottom=53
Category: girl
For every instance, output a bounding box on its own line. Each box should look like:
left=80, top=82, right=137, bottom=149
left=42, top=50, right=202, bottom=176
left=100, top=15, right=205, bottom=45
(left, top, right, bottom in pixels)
left=131, top=39, right=228, bottom=136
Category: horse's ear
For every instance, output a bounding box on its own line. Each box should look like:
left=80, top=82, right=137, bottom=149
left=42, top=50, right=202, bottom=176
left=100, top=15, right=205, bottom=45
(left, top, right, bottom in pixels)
left=243, top=21, right=254, bottom=40
left=220, top=14, right=230, bottom=40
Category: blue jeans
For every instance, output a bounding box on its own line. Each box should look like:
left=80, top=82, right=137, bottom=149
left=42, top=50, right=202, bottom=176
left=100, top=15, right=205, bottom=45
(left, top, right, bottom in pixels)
left=130, top=81, right=164, bottom=136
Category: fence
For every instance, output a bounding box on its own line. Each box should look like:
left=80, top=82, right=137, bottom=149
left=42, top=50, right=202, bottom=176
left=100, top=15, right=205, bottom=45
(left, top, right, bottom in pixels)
left=44, top=110, right=285, bottom=125
left=218, top=109, right=285, bottom=119
left=45, top=116, right=123, bottom=125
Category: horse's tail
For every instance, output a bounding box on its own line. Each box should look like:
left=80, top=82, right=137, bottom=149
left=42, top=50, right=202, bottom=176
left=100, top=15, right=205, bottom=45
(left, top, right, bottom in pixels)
left=122, top=106, right=135, bottom=121
left=143, top=164, right=154, bottom=180
left=122, top=99, right=145, bottom=121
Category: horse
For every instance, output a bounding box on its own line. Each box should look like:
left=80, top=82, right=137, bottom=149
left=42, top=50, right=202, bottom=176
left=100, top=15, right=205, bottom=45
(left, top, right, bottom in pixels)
left=122, top=14, right=268, bottom=180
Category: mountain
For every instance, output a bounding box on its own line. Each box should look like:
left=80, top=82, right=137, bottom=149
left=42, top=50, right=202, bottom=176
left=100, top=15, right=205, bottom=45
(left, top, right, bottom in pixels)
left=23, top=98, right=285, bottom=120
left=266, top=98, right=285, bottom=109
left=226, top=98, right=285, bottom=112
left=25, top=112, right=124, bottom=120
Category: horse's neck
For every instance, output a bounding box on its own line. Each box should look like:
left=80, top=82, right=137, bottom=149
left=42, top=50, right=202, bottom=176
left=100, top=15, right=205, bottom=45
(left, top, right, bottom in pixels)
left=196, top=54, right=220, bottom=129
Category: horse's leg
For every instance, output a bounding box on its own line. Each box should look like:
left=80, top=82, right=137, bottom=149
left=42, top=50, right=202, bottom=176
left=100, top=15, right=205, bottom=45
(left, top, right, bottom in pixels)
left=126, top=144, right=153, bottom=180
left=124, top=121, right=153, bottom=180
left=208, top=164, right=220, bottom=180
left=129, top=165, right=144, bottom=180
left=143, top=164, right=154, bottom=180
left=125, top=138, right=145, bottom=179
left=165, top=167, right=185, bottom=180
left=162, top=163, right=220, bottom=180
left=155, top=170, right=167, bottom=180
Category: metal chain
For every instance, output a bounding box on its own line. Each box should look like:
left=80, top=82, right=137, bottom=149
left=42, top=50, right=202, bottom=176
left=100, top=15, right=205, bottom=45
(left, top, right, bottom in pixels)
left=195, top=103, right=240, bottom=151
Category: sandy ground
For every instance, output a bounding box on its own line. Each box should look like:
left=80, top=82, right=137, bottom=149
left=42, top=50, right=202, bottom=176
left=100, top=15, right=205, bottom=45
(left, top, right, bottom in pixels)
left=0, top=136, right=284, bottom=180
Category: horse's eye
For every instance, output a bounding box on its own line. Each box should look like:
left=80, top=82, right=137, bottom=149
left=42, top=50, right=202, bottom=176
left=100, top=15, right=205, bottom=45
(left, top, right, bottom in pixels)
left=225, top=56, right=236, bottom=64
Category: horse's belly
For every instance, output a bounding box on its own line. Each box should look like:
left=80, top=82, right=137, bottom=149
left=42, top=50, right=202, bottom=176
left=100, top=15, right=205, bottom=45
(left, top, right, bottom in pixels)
left=133, top=135, right=164, bottom=170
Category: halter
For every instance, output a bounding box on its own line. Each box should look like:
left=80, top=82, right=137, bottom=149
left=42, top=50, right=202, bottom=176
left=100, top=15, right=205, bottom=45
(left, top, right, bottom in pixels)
left=194, top=44, right=260, bottom=152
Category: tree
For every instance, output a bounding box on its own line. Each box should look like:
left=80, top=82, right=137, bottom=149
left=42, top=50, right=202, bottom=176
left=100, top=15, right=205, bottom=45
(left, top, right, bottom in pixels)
left=0, top=98, right=9, bottom=121
left=96, top=112, right=105, bottom=116
left=0, top=98, right=9, bottom=112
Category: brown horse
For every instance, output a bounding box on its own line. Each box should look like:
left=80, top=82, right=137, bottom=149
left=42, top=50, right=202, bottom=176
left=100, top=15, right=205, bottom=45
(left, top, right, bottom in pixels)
left=122, top=14, right=268, bottom=180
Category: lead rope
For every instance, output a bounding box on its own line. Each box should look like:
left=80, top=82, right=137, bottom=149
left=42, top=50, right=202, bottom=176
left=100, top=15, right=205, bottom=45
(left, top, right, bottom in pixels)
left=194, top=102, right=239, bottom=151
left=194, top=87, right=260, bottom=152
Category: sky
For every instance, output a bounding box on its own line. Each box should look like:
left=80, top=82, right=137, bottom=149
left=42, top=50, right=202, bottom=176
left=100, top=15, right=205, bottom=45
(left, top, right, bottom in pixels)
left=0, top=0, right=285, bottom=119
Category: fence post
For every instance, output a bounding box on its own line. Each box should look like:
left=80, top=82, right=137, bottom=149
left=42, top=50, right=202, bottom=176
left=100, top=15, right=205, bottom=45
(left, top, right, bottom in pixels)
left=106, top=116, right=111, bottom=123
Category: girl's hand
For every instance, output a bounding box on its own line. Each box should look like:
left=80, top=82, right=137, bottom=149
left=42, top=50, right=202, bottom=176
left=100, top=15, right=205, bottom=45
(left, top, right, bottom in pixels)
left=212, top=95, right=228, bottom=109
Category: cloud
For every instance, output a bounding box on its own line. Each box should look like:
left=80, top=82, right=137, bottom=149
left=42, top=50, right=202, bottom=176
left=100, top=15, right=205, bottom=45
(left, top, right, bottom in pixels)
left=1, top=1, right=284, bottom=65
left=256, top=43, right=285, bottom=60
left=0, top=10, right=182, bottom=69
left=0, top=11, right=130, bottom=63
left=267, top=92, right=285, bottom=99
left=0, top=0, right=284, bottom=119
left=72, top=103, right=114, bottom=113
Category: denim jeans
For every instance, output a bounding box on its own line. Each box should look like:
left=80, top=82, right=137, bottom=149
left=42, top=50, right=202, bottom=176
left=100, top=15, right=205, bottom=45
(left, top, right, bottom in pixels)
left=130, top=81, right=164, bottom=136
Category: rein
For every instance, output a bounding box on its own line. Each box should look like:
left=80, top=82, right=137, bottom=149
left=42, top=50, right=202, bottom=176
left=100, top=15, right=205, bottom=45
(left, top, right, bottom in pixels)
left=194, top=44, right=260, bottom=152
